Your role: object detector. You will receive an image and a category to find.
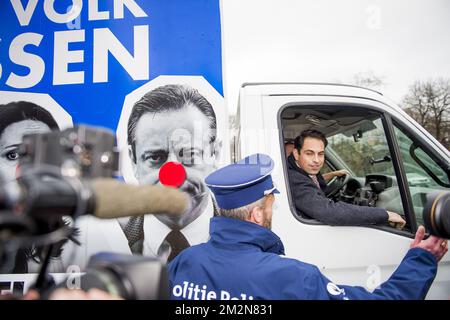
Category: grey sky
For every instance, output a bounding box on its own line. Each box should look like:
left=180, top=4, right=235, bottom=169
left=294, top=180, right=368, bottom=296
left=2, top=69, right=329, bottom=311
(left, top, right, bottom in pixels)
left=222, top=0, right=450, bottom=114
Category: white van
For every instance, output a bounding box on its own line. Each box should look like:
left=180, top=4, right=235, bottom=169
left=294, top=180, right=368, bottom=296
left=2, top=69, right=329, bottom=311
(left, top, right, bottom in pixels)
left=232, top=83, right=450, bottom=299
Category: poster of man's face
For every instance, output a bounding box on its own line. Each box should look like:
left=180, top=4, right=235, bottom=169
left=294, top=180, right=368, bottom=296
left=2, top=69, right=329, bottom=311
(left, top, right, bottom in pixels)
left=117, top=76, right=229, bottom=247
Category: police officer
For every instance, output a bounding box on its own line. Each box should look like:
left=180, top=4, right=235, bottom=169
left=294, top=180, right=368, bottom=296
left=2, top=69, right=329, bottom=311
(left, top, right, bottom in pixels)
left=168, top=153, right=448, bottom=300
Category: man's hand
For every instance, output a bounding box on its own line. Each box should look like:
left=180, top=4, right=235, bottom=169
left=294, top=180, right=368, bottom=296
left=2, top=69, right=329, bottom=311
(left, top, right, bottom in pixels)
left=323, top=169, right=349, bottom=182
left=411, top=226, right=448, bottom=262
left=333, top=169, right=348, bottom=177
left=387, top=211, right=406, bottom=229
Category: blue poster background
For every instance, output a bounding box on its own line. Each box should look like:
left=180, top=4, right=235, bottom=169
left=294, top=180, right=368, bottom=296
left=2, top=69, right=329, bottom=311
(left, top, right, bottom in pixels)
left=0, top=0, right=223, bottom=130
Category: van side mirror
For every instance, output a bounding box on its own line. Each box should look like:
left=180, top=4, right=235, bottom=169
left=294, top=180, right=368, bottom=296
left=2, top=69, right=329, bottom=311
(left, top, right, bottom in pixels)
left=410, top=144, right=450, bottom=188
left=423, top=191, right=450, bottom=239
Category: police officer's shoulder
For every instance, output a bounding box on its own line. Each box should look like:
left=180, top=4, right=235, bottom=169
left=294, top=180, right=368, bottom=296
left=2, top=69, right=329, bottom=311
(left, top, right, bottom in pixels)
left=279, top=255, right=318, bottom=270
left=169, top=243, right=209, bottom=267
left=266, top=254, right=322, bottom=279
left=251, top=256, right=324, bottom=299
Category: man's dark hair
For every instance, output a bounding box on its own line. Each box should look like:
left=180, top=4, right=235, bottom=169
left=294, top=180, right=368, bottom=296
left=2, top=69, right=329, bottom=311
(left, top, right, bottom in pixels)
left=127, top=84, right=217, bottom=162
left=0, top=101, right=59, bottom=137
left=294, top=129, right=328, bottom=151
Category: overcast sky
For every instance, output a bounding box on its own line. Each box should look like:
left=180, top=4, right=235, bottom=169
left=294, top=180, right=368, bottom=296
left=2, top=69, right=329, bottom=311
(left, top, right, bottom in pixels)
left=221, top=0, right=450, bottom=114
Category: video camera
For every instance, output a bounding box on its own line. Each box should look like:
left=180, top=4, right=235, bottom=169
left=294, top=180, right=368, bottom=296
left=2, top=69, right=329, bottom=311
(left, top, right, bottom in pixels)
left=423, top=191, right=450, bottom=239
left=0, top=125, right=171, bottom=299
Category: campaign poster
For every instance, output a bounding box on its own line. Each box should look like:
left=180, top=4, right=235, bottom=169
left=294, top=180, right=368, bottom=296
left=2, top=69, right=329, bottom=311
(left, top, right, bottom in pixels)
left=0, top=0, right=227, bottom=295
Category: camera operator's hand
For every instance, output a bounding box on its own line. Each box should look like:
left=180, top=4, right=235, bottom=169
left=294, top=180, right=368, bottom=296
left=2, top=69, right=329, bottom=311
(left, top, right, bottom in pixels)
left=49, top=288, right=123, bottom=300
left=411, top=225, right=448, bottom=262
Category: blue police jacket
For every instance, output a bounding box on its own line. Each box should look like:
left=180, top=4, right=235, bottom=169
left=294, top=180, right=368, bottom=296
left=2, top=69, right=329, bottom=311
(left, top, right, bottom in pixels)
left=168, top=216, right=437, bottom=300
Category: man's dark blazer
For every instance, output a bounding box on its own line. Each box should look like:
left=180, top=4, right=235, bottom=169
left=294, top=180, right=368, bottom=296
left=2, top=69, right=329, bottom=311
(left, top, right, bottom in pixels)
left=287, top=154, right=388, bottom=225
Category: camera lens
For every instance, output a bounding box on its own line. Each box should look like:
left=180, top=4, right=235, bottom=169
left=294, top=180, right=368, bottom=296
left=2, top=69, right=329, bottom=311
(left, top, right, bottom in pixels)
left=423, top=191, right=450, bottom=239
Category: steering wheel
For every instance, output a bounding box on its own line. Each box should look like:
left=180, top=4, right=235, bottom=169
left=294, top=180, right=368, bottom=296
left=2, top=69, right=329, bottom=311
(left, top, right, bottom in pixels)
left=325, top=173, right=350, bottom=198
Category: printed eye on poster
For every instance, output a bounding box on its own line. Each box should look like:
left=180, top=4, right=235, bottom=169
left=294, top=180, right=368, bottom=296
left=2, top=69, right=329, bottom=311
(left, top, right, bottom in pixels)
left=0, top=0, right=227, bottom=295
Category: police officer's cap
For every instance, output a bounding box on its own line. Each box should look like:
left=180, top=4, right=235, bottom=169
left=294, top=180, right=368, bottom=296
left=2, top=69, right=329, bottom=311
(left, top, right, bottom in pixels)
left=205, top=153, right=279, bottom=210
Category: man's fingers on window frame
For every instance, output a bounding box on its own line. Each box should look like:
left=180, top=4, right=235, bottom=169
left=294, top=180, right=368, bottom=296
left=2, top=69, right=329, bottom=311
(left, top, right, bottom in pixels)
left=389, top=221, right=403, bottom=229
left=395, top=222, right=405, bottom=230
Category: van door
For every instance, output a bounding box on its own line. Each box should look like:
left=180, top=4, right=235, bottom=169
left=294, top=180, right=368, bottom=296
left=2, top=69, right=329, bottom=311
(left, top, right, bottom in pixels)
left=255, top=93, right=449, bottom=298
left=390, top=118, right=450, bottom=299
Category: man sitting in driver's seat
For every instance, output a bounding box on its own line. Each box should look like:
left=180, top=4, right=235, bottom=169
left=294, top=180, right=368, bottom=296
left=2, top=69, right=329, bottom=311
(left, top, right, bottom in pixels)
left=287, top=129, right=406, bottom=228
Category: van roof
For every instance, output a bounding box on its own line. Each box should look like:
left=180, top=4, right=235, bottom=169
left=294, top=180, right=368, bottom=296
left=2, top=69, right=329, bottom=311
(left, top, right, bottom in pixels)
left=240, top=82, right=383, bottom=98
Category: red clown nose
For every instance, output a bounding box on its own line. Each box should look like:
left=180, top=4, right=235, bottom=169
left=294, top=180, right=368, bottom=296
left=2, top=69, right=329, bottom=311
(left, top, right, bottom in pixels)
left=159, top=161, right=186, bottom=188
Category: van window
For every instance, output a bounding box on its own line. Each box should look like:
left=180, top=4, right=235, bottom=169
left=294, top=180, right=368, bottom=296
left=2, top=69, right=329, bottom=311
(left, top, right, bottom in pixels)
left=325, top=117, right=404, bottom=216
left=282, top=105, right=408, bottom=231
left=327, top=118, right=394, bottom=177
left=393, top=123, right=450, bottom=226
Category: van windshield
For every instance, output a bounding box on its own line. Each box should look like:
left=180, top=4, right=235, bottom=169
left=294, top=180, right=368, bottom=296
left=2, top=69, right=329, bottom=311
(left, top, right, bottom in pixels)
left=327, top=118, right=394, bottom=177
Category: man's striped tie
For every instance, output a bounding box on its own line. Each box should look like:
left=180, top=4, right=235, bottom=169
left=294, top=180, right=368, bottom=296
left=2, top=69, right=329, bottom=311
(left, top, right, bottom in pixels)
left=310, top=175, right=321, bottom=189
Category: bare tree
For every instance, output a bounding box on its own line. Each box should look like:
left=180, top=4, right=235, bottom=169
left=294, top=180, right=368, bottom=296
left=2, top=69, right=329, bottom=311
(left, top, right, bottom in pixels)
left=403, top=79, right=450, bottom=149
